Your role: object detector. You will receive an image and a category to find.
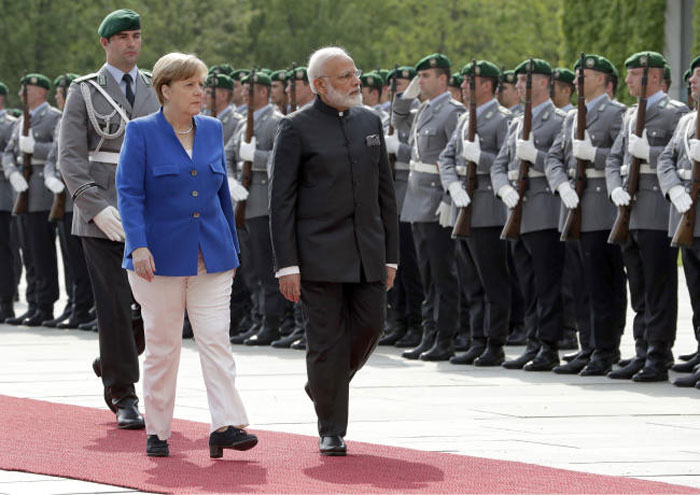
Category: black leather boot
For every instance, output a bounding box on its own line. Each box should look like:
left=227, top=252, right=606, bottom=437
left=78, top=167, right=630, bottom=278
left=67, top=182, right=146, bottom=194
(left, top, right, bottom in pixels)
left=230, top=317, right=261, bottom=344
left=524, top=343, right=559, bottom=371
left=474, top=344, right=506, bottom=367
left=452, top=328, right=471, bottom=352
left=394, top=322, right=422, bottom=348
left=633, top=341, right=670, bottom=382
left=553, top=349, right=592, bottom=374
left=420, top=330, right=455, bottom=361
left=503, top=340, right=540, bottom=369
left=580, top=350, right=617, bottom=376
left=5, top=306, right=36, bottom=325
left=402, top=327, right=436, bottom=360
left=42, top=302, right=72, bottom=327
left=23, top=306, right=54, bottom=327
left=609, top=339, right=647, bottom=379
left=378, top=308, right=407, bottom=346
left=449, top=339, right=486, bottom=365
left=245, top=316, right=281, bottom=345
left=272, top=326, right=305, bottom=348
left=672, top=352, right=700, bottom=373
left=674, top=365, right=700, bottom=387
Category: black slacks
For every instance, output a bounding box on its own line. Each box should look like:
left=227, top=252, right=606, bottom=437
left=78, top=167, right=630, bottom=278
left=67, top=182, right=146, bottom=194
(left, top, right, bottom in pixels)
left=455, top=239, right=484, bottom=340
left=57, top=212, right=93, bottom=313
left=246, top=216, right=286, bottom=319
left=301, top=279, right=385, bottom=437
left=0, top=212, right=16, bottom=301
left=17, top=211, right=58, bottom=309
left=387, top=221, right=423, bottom=324
left=681, top=240, right=700, bottom=338
left=509, top=237, right=539, bottom=342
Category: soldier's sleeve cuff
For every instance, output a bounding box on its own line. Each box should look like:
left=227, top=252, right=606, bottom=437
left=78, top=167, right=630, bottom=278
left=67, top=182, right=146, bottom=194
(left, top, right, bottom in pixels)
left=71, top=182, right=97, bottom=201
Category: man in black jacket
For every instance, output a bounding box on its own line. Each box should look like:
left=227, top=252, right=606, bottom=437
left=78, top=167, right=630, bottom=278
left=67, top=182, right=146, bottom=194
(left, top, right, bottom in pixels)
left=269, top=46, right=399, bottom=456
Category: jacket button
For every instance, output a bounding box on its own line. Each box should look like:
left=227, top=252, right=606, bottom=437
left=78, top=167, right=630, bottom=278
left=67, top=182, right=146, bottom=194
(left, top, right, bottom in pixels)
left=596, top=186, right=601, bottom=192
left=262, top=179, right=266, bottom=185
left=192, top=190, right=198, bottom=197
left=191, top=169, right=197, bottom=176
left=430, top=182, right=436, bottom=187
left=193, top=212, right=200, bottom=218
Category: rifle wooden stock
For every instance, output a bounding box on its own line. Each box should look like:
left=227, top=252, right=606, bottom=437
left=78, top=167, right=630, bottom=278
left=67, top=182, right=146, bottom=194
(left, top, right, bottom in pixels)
left=387, top=64, right=398, bottom=177
left=234, top=69, right=256, bottom=228
left=560, top=52, right=588, bottom=241
left=48, top=84, right=68, bottom=222
left=12, top=78, right=31, bottom=215
left=209, top=70, right=218, bottom=118
left=608, top=58, right=649, bottom=245
left=289, top=63, right=297, bottom=113
left=671, top=101, right=700, bottom=247
left=500, top=59, right=533, bottom=240
left=453, top=58, right=478, bottom=238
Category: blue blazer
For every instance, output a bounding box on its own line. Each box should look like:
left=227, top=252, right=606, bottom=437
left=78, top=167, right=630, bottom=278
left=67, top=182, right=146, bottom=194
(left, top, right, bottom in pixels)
left=116, top=110, right=240, bottom=276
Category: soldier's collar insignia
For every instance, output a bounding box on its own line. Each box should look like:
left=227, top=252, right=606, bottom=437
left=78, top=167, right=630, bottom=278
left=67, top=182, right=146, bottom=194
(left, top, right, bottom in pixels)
left=485, top=110, right=494, bottom=119
left=542, top=110, right=550, bottom=120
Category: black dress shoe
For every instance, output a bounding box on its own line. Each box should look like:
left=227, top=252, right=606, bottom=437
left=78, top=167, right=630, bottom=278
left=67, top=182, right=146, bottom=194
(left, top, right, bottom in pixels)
left=523, top=347, right=559, bottom=372
left=553, top=356, right=589, bottom=374
left=57, top=312, right=94, bottom=329
left=579, top=354, right=616, bottom=376
left=230, top=323, right=260, bottom=344
left=506, top=324, right=528, bottom=346
left=378, top=328, right=405, bottom=346
left=474, top=345, right=505, bottom=367
left=671, top=353, right=700, bottom=373
left=244, top=322, right=280, bottom=346
left=394, top=325, right=422, bottom=348
left=146, top=435, right=169, bottom=457
left=632, top=366, right=668, bottom=382
left=271, top=328, right=305, bottom=348
left=290, top=335, right=307, bottom=350
left=402, top=329, right=436, bottom=360
left=503, top=343, right=539, bottom=370
left=562, top=350, right=583, bottom=363
left=319, top=435, right=346, bottom=456
left=674, top=369, right=700, bottom=387
left=78, top=318, right=98, bottom=331
left=4, top=309, right=34, bottom=325
left=23, top=310, right=53, bottom=327
left=608, top=357, right=645, bottom=379
left=616, top=357, right=633, bottom=368
left=42, top=305, right=71, bottom=327
left=450, top=342, right=486, bottom=365
left=679, top=351, right=698, bottom=362
left=209, top=426, right=258, bottom=458
left=114, top=396, right=145, bottom=429
left=419, top=339, right=454, bottom=361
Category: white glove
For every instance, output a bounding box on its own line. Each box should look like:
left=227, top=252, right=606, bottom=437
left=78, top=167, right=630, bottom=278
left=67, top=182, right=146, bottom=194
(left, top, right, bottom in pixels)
left=689, top=138, right=700, bottom=162
left=19, top=131, right=35, bottom=155
left=93, top=206, right=125, bottom=242
left=497, top=184, right=520, bottom=209
left=516, top=135, right=538, bottom=163
left=45, top=176, right=65, bottom=194
left=435, top=201, right=452, bottom=228
left=461, top=134, right=481, bottom=164
left=384, top=132, right=400, bottom=155
left=628, top=129, right=650, bottom=161
left=228, top=177, right=249, bottom=202
left=572, top=130, right=597, bottom=162
left=8, top=171, right=28, bottom=193
left=239, top=136, right=256, bottom=162
left=611, top=187, right=631, bottom=207
left=402, top=76, right=420, bottom=100
left=557, top=181, right=579, bottom=209
left=669, top=184, right=693, bottom=214
left=448, top=181, right=471, bottom=208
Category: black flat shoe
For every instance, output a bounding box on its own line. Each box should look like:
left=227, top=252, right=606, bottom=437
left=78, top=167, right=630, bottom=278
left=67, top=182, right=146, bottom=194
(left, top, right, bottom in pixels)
left=146, top=435, right=169, bottom=457
left=209, top=426, right=258, bottom=458
left=319, top=435, right=346, bottom=456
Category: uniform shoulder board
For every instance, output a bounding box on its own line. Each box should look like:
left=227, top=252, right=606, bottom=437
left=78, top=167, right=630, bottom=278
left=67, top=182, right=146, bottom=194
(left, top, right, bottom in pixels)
left=610, top=99, right=627, bottom=111
left=448, top=99, right=465, bottom=109
left=554, top=107, right=567, bottom=118
left=139, top=70, right=152, bottom=86
left=48, top=106, right=62, bottom=115
left=73, top=72, right=99, bottom=84
left=498, top=106, right=511, bottom=115
left=667, top=98, right=687, bottom=109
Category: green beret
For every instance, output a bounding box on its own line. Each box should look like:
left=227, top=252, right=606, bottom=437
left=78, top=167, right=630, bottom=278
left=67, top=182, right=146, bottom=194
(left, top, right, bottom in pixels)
left=461, top=60, right=500, bottom=79
left=514, top=59, right=552, bottom=76
left=664, top=63, right=671, bottom=81
left=690, top=55, right=700, bottom=73
left=287, top=66, right=308, bottom=82
left=500, top=70, right=517, bottom=84
left=0, top=82, right=7, bottom=95
left=205, top=73, right=234, bottom=90
left=601, top=57, right=619, bottom=78
left=98, top=9, right=140, bottom=39
left=376, top=69, right=390, bottom=84
left=415, top=53, right=451, bottom=72
left=360, top=72, right=383, bottom=91
left=449, top=74, right=463, bottom=88
left=388, top=66, right=416, bottom=82
left=270, top=70, right=288, bottom=82
left=624, top=51, right=666, bottom=69
left=684, top=68, right=691, bottom=82
left=53, top=73, right=79, bottom=88
left=20, top=73, right=51, bottom=90
left=573, top=54, right=614, bottom=75
left=259, top=68, right=272, bottom=76
left=208, top=64, right=233, bottom=76
left=241, top=71, right=271, bottom=87
left=231, top=69, right=250, bottom=81
left=552, top=67, right=575, bottom=85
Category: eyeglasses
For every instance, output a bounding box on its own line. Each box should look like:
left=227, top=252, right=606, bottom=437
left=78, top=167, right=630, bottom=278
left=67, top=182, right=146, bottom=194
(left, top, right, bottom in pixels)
left=319, top=69, right=362, bottom=82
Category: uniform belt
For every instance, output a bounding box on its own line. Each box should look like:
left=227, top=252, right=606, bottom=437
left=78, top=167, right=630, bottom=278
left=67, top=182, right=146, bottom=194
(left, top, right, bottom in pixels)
left=507, top=169, right=545, bottom=181
left=568, top=168, right=606, bottom=179
left=620, top=163, right=655, bottom=176
left=394, top=161, right=410, bottom=171
left=16, top=157, right=46, bottom=165
left=678, top=169, right=693, bottom=181
left=456, top=165, right=489, bottom=177
left=409, top=160, right=439, bottom=175
left=88, top=151, right=120, bottom=164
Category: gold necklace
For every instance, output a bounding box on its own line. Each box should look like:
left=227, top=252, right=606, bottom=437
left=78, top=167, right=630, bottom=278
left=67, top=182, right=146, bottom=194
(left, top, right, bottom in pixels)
left=175, top=124, right=193, bottom=135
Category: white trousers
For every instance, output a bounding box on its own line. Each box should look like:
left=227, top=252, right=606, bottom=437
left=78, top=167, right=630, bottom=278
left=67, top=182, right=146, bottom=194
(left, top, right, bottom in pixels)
left=128, top=255, right=248, bottom=440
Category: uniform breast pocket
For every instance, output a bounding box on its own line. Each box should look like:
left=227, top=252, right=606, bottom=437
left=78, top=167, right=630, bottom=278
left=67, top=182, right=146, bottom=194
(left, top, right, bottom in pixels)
left=420, top=128, right=438, bottom=148
left=647, top=128, right=668, bottom=147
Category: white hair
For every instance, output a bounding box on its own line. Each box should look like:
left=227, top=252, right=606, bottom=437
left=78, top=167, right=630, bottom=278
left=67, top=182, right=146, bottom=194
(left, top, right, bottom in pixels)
left=307, top=46, right=352, bottom=94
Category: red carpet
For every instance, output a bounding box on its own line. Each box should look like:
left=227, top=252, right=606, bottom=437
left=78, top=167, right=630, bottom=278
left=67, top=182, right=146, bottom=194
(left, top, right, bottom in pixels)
left=0, top=395, right=696, bottom=494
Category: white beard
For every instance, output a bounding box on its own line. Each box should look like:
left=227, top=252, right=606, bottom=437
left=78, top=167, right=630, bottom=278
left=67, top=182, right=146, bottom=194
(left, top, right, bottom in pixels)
left=326, top=84, right=362, bottom=108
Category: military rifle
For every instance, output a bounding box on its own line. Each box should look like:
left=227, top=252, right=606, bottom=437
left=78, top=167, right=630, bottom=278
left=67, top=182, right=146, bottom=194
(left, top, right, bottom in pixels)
left=289, top=63, right=297, bottom=113
left=48, top=79, right=68, bottom=222
left=12, top=73, right=31, bottom=215
left=452, top=59, right=478, bottom=238
left=671, top=99, right=700, bottom=247
left=560, top=52, right=588, bottom=241
left=234, top=68, right=256, bottom=228
left=608, top=55, right=649, bottom=245
left=387, top=64, right=398, bottom=177
left=500, top=59, right=533, bottom=240
left=209, top=68, right=219, bottom=118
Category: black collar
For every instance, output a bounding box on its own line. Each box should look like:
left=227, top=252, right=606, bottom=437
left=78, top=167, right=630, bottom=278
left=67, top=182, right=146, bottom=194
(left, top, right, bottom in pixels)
left=313, top=95, right=351, bottom=117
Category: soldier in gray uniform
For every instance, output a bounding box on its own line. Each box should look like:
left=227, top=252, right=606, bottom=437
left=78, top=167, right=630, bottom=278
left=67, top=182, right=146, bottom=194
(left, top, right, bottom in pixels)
left=381, top=65, right=423, bottom=348
left=59, top=9, right=159, bottom=428
left=546, top=55, right=627, bottom=375
left=552, top=68, right=575, bottom=113
left=491, top=58, right=568, bottom=371
left=43, top=73, right=95, bottom=329
left=361, top=71, right=388, bottom=118
left=226, top=71, right=287, bottom=346
left=606, top=51, right=688, bottom=382
left=205, top=73, right=242, bottom=146
left=657, top=54, right=700, bottom=387
left=391, top=53, right=465, bottom=361
left=231, top=69, right=250, bottom=116
left=286, top=66, right=315, bottom=110
left=438, top=60, right=512, bottom=366
left=0, top=81, right=19, bottom=322
left=499, top=70, right=523, bottom=116
left=3, top=73, right=61, bottom=326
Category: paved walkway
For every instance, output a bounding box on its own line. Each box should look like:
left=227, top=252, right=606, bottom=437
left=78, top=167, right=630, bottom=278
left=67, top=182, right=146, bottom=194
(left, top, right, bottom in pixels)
left=1, top=270, right=699, bottom=494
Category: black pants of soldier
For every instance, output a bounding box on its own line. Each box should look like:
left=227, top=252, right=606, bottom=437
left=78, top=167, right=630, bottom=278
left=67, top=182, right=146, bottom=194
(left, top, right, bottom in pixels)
left=10, top=218, right=23, bottom=298
left=17, top=211, right=59, bottom=312
left=411, top=222, right=459, bottom=341
left=579, top=231, right=627, bottom=353
left=301, top=279, right=384, bottom=437
left=562, top=241, right=591, bottom=344
left=461, top=227, right=510, bottom=346
left=387, top=221, right=423, bottom=325
left=507, top=243, right=525, bottom=330
left=236, top=225, right=261, bottom=321
left=57, top=213, right=94, bottom=315
left=513, top=229, right=565, bottom=347
left=456, top=239, right=484, bottom=341
left=81, top=237, right=140, bottom=391
left=246, top=216, right=286, bottom=322
left=509, top=238, right=539, bottom=342
left=0, top=212, right=17, bottom=305
left=680, top=241, right=700, bottom=344
left=621, top=230, right=678, bottom=345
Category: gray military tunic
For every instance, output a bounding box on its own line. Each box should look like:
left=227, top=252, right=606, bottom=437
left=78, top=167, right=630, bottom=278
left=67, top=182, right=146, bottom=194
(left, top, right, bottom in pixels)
left=3, top=103, right=62, bottom=212
left=59, top=65, right=159, bottom=239
left=218, top=105, right=243, bottom=153
left=392, top=91, right=465, bottom=222
left=606, top=93, right=689, bottom=231
left=438, top=98, right=512, bottom=227
left=546, top=94, right=627, bottom=231
left=491, top=100, right=567, bottom=234
left=0, top=111, right=18, bottom=212
left=45, top=121, right=73, bottom=213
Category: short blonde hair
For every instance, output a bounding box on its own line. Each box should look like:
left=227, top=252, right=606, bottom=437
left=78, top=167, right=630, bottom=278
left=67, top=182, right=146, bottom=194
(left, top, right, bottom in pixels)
left=151, top=52, right=208, bottom=105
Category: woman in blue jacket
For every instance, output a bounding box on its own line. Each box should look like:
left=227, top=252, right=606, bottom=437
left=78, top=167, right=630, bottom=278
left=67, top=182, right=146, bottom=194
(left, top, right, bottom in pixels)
left=116, top=52, right=257, bottom=458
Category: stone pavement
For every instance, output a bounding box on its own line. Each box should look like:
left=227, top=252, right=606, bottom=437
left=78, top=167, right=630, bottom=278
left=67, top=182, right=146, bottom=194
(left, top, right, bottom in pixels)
left=1, top=269, right=699, bottom=494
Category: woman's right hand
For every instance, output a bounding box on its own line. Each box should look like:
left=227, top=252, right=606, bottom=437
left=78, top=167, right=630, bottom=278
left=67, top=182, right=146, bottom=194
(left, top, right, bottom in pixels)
left=133, top=247, right=156, bottom=282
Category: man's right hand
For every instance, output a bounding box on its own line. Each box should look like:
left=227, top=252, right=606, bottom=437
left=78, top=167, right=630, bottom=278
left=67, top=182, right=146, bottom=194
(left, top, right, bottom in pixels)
left=279, top=273, right=301, bottom=303
left=93, top=206, right=125, bottom=242
left=402, top=76, right=420, bottom=100
left=497, top=184, right=520, bottom=209
left=228, top=177, right=249, bottom=202
left=9, top=172, right=28, bottom=193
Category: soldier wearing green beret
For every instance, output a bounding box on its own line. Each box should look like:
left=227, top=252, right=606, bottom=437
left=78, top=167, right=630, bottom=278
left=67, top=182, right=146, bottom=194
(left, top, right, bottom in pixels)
left=606, top=51, right=689, bottom=382
left=380, top=66, right=416, bottom=114
left=360, top=71, right=386, bottom=116
left=552, top=67, right=575, bottom=112
left=286, top=66, right=314, bottom=109
left=663, top=63, right=672, bottom=93
left=204, top=73, right=243, bottom=145
left=230, top=69, right=250, bottom=115
left=448, top=73, right=463, bottom=103
left=209, top=64, right=234, bottom=76
left=498, top=70, right=523, bottom=115
left=270, top=70, right=289, bottom=114
left=376, top=69, right=391, bottom=107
